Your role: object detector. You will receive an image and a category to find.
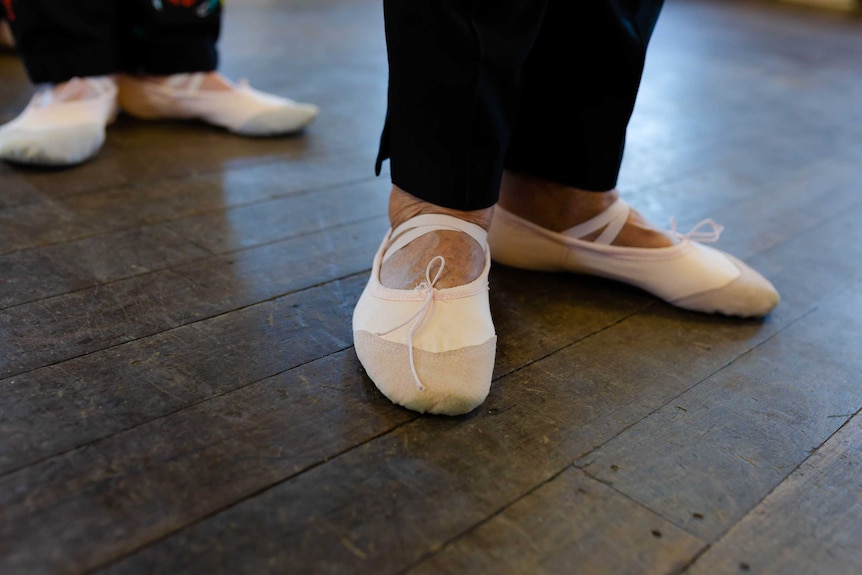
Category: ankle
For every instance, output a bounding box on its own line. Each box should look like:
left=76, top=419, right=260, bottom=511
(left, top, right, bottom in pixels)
left=498, top=171, right=676, bottom=248
left=498, top=171, right=616, bottom=232
left=390, top=186, right=493, bottom=231
left=142, top=71, right=232, bottom=91
left=196, top=72, right=233, bottom=91
left=381, top=186, right=490, bottom=290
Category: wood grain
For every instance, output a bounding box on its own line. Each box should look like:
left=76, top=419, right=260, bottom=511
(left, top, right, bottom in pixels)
left=686, top=414, right=862, bottom=575
left=1, top=0, right=862, bottom=573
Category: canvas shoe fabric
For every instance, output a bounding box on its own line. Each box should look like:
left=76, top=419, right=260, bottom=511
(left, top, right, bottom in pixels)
left=117, top=73, right=318, bottom=136
left=353, top=214, right=497, bottom=416
left=0, top=76, right=118, bottom=166
left=488, top=200, right=779, bottom=317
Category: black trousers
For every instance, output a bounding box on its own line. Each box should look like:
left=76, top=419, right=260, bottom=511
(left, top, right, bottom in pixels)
left=3, top=0, right=221, bottom=84
left=376, top=0, right=665, bottom=210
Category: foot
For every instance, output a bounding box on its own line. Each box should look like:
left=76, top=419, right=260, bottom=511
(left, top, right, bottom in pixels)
left=381, top=186, right=493, bottom=289
left=490, top=170, right=780, bottom=317
left=353, top=190, right=497, bottom=415
left=116, top=71, right=319, bottom=136
left=0, top=76, right=118, bottom=166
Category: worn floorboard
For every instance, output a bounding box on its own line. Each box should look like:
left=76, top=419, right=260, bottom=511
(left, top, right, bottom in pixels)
left=2, top=0, right=862, bottom=574
left=686, top=412, right=862, bottom=575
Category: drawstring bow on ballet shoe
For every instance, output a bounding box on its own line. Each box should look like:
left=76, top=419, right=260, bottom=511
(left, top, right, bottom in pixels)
left=669, top=217, right=724, bottom=243
left=373, top=256, right=446, bottom=391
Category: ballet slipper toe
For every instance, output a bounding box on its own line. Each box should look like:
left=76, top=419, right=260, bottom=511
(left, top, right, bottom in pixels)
left=0, top=77, right=117, bottom=166
left=671, top=253, right=779, bottom=317
left=0, top=124, right=105, bottom=166
left=353, top=214, right=496, bottom=416
left=354, top=332, right=496, bottom=415
left=488, top=202, right=780, bottom=318
left=233, top=102, right=319, bottom=136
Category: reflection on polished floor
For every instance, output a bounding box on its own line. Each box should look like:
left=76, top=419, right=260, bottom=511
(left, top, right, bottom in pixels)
left=1, top=0, right=862, bottom=573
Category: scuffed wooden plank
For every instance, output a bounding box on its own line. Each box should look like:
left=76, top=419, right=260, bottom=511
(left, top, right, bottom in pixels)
left=411, top=467, right=704, bottom=575
left=687, top=415, right=862, bottom=575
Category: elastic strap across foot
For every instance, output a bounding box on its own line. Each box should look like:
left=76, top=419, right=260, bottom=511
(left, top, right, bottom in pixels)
left=383, top=214, right=488, bottom=263
left=561, top=199, right=630, bottom=244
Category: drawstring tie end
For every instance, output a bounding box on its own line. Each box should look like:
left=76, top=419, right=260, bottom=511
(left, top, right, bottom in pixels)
left=373, top=256, right=446, bottom=391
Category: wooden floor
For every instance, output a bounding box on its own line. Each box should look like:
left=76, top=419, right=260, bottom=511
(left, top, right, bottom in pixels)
left=2, top=0, right=862, bottom=573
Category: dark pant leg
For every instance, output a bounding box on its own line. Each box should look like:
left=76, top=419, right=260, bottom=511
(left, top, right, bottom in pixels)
left=119, top=0, right=222, bottom=75
left=505, top=0, right=665, bottom=192
left=5, top=0, right=221, bottom=83
left=376, top=0, right=549, bottom=211
left=6, top=0, right=121, bottom=83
